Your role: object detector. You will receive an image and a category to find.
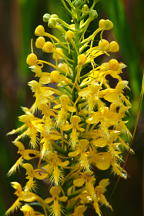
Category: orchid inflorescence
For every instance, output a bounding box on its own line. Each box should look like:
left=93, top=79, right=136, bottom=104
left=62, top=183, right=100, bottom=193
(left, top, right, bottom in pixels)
left=7, top=0, right=132, bottom=215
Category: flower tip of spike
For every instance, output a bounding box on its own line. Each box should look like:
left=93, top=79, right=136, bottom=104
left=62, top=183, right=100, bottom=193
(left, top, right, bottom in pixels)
left=43, top=13, right=51, bottom=22
left=82, top=4, right=89, bottom=15
left=48, top=15, right=58, bottom=28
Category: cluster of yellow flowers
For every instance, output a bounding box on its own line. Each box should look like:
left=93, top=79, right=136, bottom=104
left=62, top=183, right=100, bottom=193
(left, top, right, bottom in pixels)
left=7, top=0, right=132, bottom=215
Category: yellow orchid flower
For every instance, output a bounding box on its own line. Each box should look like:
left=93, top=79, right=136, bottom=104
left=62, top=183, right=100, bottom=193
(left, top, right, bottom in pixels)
left=8, top=141, right=39, bottom=176
left=45, top=186, right=67, bottom=216
left=54, top=94, right=76, bottom=126
left=6, top=182, right=46, bottom=215
left=63, top=115, right=85, bottom=149
left=69, top=139, right=90, bottom=170
left=78, top=83, right=101, bottom=111
left=44, top=152, right=69, bottom=185
left=22, top=163, right=49, bottom=191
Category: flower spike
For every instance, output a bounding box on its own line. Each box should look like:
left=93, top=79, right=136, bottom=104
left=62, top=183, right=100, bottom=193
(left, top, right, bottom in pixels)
left=7, top=0, right=132, bottom=215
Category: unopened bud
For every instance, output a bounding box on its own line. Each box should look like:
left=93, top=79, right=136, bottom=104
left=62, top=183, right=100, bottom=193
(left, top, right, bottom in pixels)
left=53, top=48, right=64, bottom=60
left=50, top=70, right=60, bottom=83
left=109, top=41, right=119, bottom=52
left=43, top=13, right=51, bottom=22
left=99, top=19, right=113, bottom=30
left=35, top=25, right=45, bottom=36
left=82, top=4, right=89, bottom=15
left=35, top=37, right=45, bottom=49
left=42, top=41, right=54, bottom=53
left=65, top=30, right=74, bottom=41
left=26, top=53, right=38, bottom=66
left=58, top=63, right=70, bottom=74
left=48, top=18, right=57, bottom=28
left=98, top=39, right=110, bottom=51
left=109, top=59, right=119, bottom=70
left=78, top=54, right=87, bottom=65
left=89, top=9, right=98, bottom=20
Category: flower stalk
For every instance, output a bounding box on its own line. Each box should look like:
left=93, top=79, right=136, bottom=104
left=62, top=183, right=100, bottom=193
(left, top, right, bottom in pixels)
left=7, top=0, right=132, bottom=215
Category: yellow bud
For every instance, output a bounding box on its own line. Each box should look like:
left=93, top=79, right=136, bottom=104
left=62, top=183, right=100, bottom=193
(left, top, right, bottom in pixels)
left=50, top=70, right=60, bottom=82
left=78, top=54, right=87, bottom=65
left=34, top=25, right=45, bottom=36
left=109, top=41, right=119, bottom=52
left=60, top=95, right=69, bottom=104
left=101, top=62, right=109, bottom=70
left=53, top=48, right=64, bottom=60
left=21, top=205, right=34, bottom=213
left=73, top=178, right=85, bottom=187
left=51, top=14, right=59, bottom=19
left=26, top=53, right=38, bottom=66
left=58, top=63, right=70, bottom=74
left=50, top=186, right=61, bottom=196
left=82, top=4, right=89, bottom=14
left=43, top=13, right=51, bottom=22
left=71, top=115, right=80, bottom=124
left=99, top=19, right=113, bottom=30
left=65, top=30, right=74, bottom=41
left=48, top=18, right=57, bottom=28
left=98, top=39, right=110, bottom=51
left=95, top=152, right=111, bottom=170
left=42, top=41, right=54, bottom=53
left=35, top=36, right=45, bottom=49
left=109, top=59, right=119, bottom=70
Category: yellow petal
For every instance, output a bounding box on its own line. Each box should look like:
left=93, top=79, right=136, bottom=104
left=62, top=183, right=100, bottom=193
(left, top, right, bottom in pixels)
left=67, top=106, right=76, bottom=112
left=92, top=138, right=107, bottom=147
left=8, top=157, right=23, bottom=176
left=99, top=179, right=110, bottom=188
left=6, top=199, right=21, bottom=215
left=23, top=150, right=39, bottom=160
left=93, top=201, right=101, bottom=216
left=34, top=169, right=48, bottom=180
left=95, top=152, right=111, bottom=171
left=100, top=194, right=112, bottom=210
left=73, top=178, right=85, bottom=187
left=21, top=192, right=37, bottom=202
left=86, top=113, right=101, bottom=124
left=62, top=123, right=72, bottom=131
left=59, top=196, right=68, bottom=202
left=50, top=186, right=61, bottom=197
left=60, top=160, right=69, bottom=167
left=45, top=197, right=53, bottom=204
left=73, top=205, right=87, bottom=215
left=68, top=150, right=79, bottom=157
left=39, top=73, right=51, bottom=84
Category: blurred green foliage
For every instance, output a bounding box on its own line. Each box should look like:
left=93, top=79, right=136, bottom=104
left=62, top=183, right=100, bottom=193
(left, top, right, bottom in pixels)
left=102, top=0, right=142, bottom=98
